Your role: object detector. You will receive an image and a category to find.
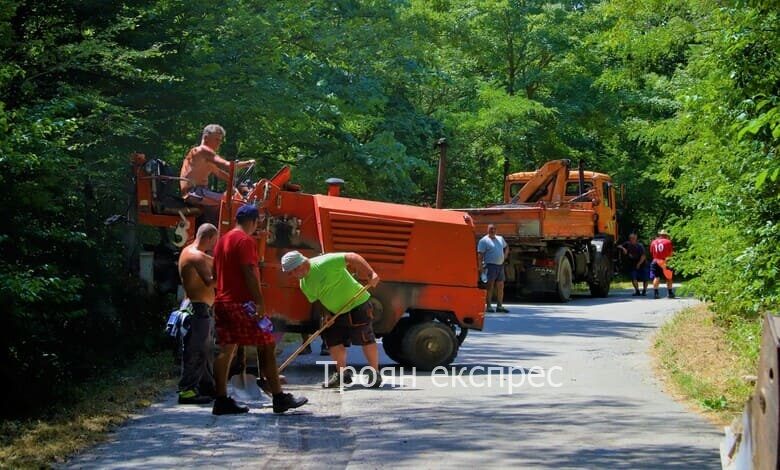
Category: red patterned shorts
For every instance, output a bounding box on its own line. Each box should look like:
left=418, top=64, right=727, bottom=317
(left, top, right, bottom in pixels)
left=213, top=301, right=275, bottom=346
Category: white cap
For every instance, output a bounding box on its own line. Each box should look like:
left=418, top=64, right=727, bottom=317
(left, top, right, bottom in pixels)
left=281, top=250, right=307, bottom=272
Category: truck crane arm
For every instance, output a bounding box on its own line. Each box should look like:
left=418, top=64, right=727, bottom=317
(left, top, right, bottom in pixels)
left=510, top=159, right=571, bottom=204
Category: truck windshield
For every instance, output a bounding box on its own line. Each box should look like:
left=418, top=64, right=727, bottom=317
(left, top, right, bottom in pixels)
left=509, top=181, right=594, bottom=199
left=565, top=181, right=593, bottom=196
left=509, top=182, right=527, bottom=198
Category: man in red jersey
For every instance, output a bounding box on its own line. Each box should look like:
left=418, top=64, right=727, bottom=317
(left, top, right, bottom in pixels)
left=649, top=229, right=675, bottom=299
left=211, top=204, right=307, bottom=415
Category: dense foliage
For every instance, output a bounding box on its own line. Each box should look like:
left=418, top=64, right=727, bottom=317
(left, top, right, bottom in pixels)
left=1, top=0, right=777, bottom=416
left=591, top=0, right=779, bottom=317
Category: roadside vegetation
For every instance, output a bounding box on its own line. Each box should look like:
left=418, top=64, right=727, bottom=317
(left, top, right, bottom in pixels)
left=0, top=352, right=175, bottom=468
left=654, top=305, right=761, bottom=425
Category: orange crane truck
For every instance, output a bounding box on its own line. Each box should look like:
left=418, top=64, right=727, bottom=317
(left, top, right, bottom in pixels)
left=130, top=153, right=485, bottom=370
left=463, top=159, right=618, bottom=301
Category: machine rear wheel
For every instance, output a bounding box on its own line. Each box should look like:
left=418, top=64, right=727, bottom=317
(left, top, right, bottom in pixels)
left=401, top=321, right=458, bottom=371
left=556, top=257, right=573, bottom=302
left=382, top=317, right=412, bottom=365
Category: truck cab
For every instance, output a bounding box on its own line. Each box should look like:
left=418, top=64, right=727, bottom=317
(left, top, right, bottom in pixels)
left=504, top=170, right=618, bottom=240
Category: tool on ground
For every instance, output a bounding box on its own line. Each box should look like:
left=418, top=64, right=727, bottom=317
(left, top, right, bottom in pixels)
left=229, top=367, right=265, bottom=401
left=228, top=347, right=265, bottom=401
left=278, top=283, right=370, bottom=373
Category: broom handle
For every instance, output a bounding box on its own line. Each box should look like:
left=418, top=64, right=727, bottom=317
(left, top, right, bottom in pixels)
left=278, top=283, right=371, bottom=373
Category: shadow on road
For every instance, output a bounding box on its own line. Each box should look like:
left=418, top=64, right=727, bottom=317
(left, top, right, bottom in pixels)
left=351, top=396, right=719, bottom=469
left=483, top=308, right=652, bottom=338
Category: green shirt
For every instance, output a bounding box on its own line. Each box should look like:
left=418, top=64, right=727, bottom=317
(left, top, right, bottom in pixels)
left=300, top=253, right=370, bottom=315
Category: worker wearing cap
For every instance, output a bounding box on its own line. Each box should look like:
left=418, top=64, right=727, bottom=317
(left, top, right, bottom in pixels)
left=281, top=250, right=382, bottom=388
left=649, top=229, right=675, bottom=299
left=211, top=204, right=308, bottom=414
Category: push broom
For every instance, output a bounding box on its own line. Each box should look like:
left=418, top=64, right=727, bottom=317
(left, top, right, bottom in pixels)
left=278, top=283, right=371, bottom=373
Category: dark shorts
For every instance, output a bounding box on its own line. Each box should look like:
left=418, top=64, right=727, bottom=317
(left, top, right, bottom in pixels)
left=214, top=301, right=275, bottom=346
left=628, top=264, right=648, bottom=281
left=322, top=300, right=376, bottom=348
left=485, top=263, right=505, bottom=282
left=650, top=259, right=674, bottom=281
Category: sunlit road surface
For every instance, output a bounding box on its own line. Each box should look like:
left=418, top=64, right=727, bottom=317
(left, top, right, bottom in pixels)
left=65, top=289, right=720, bottom=469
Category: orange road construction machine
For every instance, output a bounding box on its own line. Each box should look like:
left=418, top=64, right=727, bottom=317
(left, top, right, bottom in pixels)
left=129, top=153, right=485, bottom=370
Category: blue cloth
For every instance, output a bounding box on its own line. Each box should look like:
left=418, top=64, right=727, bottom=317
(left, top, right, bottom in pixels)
left=478, top=235, right=507, bottom=265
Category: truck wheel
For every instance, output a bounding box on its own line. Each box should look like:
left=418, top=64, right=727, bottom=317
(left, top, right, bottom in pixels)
left=382, top=317, right=412, bottom=365
left=402, top=321, right=458, bottom=371
left=589, top=253, right=612, bottom=298
left=556, top=257, right=573, bottom=302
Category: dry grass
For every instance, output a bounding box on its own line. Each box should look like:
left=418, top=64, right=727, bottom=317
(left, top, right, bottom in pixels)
left=0, top=352, right=176, bottom=469
left=653, top=304, right=757, bottom=426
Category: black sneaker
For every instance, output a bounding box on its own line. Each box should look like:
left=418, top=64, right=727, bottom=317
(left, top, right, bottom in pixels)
left=631, top=291, right=641, bottom=296
left=320, top=344, right=330, bottom=356
left=654, top=290, right=660, bottom=299
left=641, top=290, right=647, bottom=296
left=323, top=369, right=353, bottom=388
left=272, top=393, right=308, bottom=413
left=178, top=390, right=213, bottom=405
left=668, top=290, right=676, bottom=299
left=364, top=368, right=383, bottom=388
left=496, top=306, right=510, bottom=313
left=485, top=307, right=495, bottom=313
left=212, top=396, right=249, bottom=415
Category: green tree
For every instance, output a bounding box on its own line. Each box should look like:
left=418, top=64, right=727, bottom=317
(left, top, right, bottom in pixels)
left=0, top=0, right=171, bottom=416
left=592, top=0, right=780, bottom=315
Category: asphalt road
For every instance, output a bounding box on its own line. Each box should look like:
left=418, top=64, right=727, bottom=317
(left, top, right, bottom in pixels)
left=64, top=289, right=721, bottom=469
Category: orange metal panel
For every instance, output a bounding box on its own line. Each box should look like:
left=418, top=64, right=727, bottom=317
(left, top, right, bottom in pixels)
left=313, top=195, right=480, bottom=288
left=136, top=161, right=486, bottom=334
left=539, top=207, right=595, bottom=239
left=413, top=285, right=485, bottom=330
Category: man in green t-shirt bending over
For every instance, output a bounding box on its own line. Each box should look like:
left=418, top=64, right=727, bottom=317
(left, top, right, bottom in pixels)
left=281, top=251, right=381, bottom=388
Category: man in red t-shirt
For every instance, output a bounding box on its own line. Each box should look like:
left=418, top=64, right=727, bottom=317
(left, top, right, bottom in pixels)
left=212, top=204, right=307, bottom=415
left=649, top=229, right=675, bottom=299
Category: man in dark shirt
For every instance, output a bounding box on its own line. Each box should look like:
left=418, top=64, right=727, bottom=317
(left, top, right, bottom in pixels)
left=618, top=233, right=648, bottom=296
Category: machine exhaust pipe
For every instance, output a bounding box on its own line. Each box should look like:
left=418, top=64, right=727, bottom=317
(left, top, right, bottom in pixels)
left=578, top=159, right=586, bottom=196
left=435, top=138, right=447, bottom=208
left=326, top=177, right=345, bottom=197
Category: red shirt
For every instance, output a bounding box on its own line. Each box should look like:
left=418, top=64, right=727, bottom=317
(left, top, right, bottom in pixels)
left=214, top=228, right=259, bottom=303
left=650, top=237, right=673, bottom=261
